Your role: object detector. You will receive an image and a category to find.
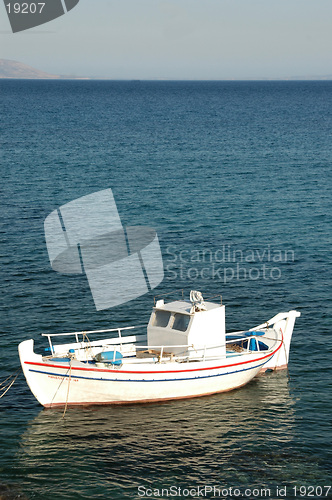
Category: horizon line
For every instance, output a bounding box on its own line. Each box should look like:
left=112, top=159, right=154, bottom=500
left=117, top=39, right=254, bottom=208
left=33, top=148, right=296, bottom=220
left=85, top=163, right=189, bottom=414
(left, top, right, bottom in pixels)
left=1, top=76, right=332, bottom=82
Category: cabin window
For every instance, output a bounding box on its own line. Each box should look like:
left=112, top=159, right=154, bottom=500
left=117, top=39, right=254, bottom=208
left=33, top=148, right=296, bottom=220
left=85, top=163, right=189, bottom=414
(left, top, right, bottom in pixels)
left=152, top=310, right=171, bottom=328
left=172, top=313, right=190, bottom=332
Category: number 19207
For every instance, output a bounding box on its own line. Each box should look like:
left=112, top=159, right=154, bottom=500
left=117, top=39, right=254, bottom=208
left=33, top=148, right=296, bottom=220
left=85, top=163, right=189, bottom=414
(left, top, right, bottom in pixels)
left=293, top=485, right=331, bottom=497
left=6, top=2, right=45, bottom=14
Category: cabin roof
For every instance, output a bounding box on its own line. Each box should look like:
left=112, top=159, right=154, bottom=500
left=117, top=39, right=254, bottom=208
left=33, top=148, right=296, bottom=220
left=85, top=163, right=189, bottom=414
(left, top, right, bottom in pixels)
left=154, top=300, right=221, bottom=315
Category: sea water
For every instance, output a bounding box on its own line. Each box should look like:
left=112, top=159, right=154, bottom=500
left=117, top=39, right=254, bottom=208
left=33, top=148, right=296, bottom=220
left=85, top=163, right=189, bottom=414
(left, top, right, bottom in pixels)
left=0, top=80, right=331, bottom=499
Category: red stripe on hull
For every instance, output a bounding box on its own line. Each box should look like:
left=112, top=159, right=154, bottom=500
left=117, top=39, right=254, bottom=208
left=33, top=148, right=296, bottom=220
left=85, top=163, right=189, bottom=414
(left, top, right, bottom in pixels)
left=25, top=342, right=281, bottom=375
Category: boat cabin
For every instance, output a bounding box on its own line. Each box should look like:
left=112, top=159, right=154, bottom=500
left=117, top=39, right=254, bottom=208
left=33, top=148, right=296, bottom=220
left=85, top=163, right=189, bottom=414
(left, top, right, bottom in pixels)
left=147, top=298, right=226, bottom=359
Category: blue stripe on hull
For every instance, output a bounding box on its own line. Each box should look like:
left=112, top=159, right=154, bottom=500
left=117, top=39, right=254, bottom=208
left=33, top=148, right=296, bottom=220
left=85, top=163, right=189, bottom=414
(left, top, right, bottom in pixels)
left=28, top=360, right=268, bottom=383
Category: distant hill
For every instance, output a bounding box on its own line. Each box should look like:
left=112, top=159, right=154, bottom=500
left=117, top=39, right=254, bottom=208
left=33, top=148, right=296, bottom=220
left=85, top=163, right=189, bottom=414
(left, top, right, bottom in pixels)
left=0, top=59, right=60, bottom=79
left=0, top=59, right=88, bottom=79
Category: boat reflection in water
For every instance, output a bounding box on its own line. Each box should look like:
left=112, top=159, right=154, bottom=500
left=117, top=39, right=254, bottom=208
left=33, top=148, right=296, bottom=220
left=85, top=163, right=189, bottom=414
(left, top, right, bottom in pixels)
left=16, top=371, right=315, bottom=499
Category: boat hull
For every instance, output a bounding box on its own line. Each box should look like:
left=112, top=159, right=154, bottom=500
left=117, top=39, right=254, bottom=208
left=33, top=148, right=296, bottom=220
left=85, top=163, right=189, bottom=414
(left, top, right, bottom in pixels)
left=19, top=339, right=280, bottom=407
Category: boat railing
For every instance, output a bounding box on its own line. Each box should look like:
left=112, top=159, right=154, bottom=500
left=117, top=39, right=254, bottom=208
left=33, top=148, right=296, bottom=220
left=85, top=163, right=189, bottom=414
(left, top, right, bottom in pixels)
left=136, top=333, right=276, bottom=363
left=153, top=288, right=222, bottom=306
left=42, top=325, right=147, bottom=353
left=153, top=288, right=185, bottom=305
left=204, top=293, right=222, bottom=304
left=42, top=328, right=277, bottom=362
left=153, top=289, right=222, bottom=306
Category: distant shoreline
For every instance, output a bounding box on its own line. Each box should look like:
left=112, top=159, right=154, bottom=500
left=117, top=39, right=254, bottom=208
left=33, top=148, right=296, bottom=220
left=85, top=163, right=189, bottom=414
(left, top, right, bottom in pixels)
left=1, top=58, right=331, bottom=81
left=0, top=59, right=332, bottom=82
left=1, top=77, right=332, bottom=81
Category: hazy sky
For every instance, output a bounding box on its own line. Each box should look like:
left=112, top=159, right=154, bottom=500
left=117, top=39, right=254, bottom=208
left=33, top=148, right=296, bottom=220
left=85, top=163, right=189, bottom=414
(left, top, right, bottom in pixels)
left=1, top=0, right=331, bottom=79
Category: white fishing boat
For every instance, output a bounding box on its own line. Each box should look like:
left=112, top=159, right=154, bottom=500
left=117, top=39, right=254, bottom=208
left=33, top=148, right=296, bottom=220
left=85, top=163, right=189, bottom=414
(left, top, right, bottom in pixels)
left=18, top=291, right=300, bottom=407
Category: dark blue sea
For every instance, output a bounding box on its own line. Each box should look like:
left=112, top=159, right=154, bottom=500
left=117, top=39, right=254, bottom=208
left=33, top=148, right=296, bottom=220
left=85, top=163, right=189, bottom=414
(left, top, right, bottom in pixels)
left=0, top=80, right=331, bottom=500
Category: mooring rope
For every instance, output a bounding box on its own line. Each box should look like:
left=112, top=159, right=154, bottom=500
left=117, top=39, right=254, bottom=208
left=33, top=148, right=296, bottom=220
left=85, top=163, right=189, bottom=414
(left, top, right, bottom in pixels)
left=81, top=331, right=94, bottom=360
left=62, top=359, right=73, bottom=419
left=0, top=369, right=20, bottom=388
left=280, top=328, right=291, bottom=381
left=0, top=369, right=21, bottom=399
